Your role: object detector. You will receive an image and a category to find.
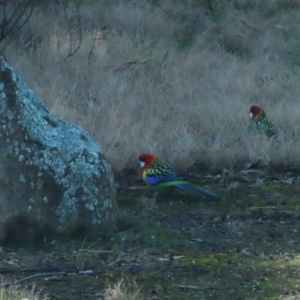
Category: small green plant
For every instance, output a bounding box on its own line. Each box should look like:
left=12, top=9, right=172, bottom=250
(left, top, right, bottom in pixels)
left=75, top=236, right=102, bottom=262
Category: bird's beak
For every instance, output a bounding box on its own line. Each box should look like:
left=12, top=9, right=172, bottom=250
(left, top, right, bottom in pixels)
left=139, top=161, right=145, bottom=168
left=249, top=112, right=253, bottom=119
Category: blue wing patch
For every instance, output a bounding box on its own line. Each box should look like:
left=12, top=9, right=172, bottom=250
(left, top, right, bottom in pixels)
left=146, top=173, right=179, bottom=186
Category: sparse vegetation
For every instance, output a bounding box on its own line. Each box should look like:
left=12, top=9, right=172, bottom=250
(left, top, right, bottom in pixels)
left=103, top=279, right=143, bottom=300
left=0, top=284, right=41, bottom=300
left=0, top=179, right=300, bottom=299
left=0, top=279, right=144, bottom=300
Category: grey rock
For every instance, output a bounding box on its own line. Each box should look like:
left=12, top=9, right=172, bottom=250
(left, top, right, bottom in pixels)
left=0, top=56, right=117, bottom=244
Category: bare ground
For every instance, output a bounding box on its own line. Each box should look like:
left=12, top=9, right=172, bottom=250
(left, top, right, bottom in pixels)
left=1, top=172, right=300, bottom=299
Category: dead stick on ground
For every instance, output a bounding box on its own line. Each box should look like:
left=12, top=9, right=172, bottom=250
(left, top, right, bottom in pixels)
left=177, top=284, right=226, bottom=290
left=4, top=272, right=67, bottom=286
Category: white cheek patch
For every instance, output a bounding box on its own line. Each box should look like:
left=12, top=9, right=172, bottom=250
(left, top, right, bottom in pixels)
left=139, top=161, right=145, bottom=168
left=249, top=112, right=253, bottom=119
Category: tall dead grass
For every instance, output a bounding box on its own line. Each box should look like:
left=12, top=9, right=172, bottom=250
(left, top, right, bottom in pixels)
left=3, top=0, right=300, bottom=173
left=0, top=283, right=42, bottom=300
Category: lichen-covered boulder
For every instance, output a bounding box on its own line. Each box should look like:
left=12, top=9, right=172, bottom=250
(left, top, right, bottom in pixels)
left=0, top=56, right=117, bottom=244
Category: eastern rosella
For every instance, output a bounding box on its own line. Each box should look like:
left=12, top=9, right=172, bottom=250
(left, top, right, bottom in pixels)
left=138, top=153, right=221, bottom=200
left=248, top=105, right=276, bottom=138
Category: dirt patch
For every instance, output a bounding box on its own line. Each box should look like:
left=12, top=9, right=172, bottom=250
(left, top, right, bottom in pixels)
left=1, top=177, right=300, bottom=299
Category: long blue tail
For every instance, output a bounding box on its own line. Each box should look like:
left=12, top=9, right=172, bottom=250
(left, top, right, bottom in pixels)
left=175, top=182, right=221, bottom=200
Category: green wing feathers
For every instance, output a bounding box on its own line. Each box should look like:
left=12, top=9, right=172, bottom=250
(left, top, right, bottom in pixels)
left=174, top=181, right=221, bottom=200
left=248, top=113, right=276, bottom=138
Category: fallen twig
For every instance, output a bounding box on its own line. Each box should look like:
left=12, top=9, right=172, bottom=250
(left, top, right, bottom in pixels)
left=4, top=272, right=67, bottom=286
left=177, top=284, right=227, bottom=290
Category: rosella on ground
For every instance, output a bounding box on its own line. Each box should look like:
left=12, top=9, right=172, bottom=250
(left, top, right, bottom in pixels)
left=138, top=153, right=221, bottom=200
left=248, top=105, right=276, bottom=138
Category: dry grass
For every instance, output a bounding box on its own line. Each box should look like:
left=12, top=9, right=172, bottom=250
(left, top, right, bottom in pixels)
left=0, top=283, right=42, bottom=300
left=3, top=0, right=300, bottom=173
left=103, top=279, right=143, bottom=300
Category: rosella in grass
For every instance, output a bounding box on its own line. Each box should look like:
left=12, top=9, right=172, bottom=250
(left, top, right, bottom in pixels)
left=248, top=105, right=276, bottom=138
left=138, top=153, right=221, bottom=200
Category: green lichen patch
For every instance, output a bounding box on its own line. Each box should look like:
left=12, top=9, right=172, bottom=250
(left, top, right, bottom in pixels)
left=0, top=57, right=117, bottom=242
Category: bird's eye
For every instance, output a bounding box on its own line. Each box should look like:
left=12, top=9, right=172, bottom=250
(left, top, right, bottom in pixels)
left=139, top=161, right=145, bottom=168
left=249, top=112, right=253, bottom=119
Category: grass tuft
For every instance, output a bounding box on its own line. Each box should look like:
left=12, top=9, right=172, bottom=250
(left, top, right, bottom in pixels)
left=0, top=283, right=42, bottom=300
left=103, top=279, right=143, bottom=300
